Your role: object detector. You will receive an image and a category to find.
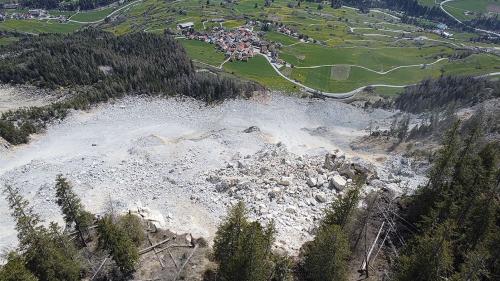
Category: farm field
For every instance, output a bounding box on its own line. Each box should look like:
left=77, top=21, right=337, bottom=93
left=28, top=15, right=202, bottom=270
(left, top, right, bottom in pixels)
left=224, top=55, right=298, bottom=92
left=69, top=6, right=116, bottom=22
left=178, top=39, right=226, bottom=66
left=0, top=19, right=83, bottom=34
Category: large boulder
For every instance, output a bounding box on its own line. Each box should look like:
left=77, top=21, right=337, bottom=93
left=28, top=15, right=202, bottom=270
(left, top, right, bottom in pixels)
left=243, top=126, right=261, bottom=133
left=278, top=176, right=292, bottom=186
left=323, top=153, right=336, bottom=170
left=315, top=193, right=327, bottom=203
left=307, top=177, right=317, bottom=187
left=330, top=174, right=347, bottom=191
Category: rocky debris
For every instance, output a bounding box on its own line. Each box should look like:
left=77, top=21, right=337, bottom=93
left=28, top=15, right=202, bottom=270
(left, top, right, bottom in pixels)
left=315, top=193, right=327, bottom=203
left=0, top=137, right=9, bottom=153
left=129, top=202, right=167, bottom=229
left=203, top=143, right=383, bottom=250
left=0, top=95, right=415, bottom=254
left=243, top=126, right=261, bottom=133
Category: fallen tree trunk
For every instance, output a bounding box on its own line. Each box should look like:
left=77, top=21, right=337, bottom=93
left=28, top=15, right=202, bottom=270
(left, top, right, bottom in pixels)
left=139, top=238, right=171, bottom=255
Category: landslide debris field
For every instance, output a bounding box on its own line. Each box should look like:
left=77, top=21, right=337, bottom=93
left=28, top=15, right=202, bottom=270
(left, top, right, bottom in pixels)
left=0, top=93, right=425, bottom=253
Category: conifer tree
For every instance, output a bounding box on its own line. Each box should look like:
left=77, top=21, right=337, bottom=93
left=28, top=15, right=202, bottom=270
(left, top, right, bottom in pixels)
left=0, top=252, right=37, bottom=281
left=322, top=183, right=361, bottom=229
left=213, top=201, right=249, bottom=266
left=3, top=185, right=42, bottom=248
left=3, top=185, right=81, bottom=281
left=303, top=224, right=349, bottom=281
left=118, top=213, right=145, bottom=247
left=97, top=214, right=139, bottom=276
left=393, top=223, right=454, bottom=281
left=213, top=201, right=276, bottom=281
left=54, top=175, right=94, bottom=245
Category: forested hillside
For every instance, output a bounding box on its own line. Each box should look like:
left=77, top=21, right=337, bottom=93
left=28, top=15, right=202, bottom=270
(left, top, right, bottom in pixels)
left=333, top=0, right=498, bottom=30
left=15, top=0, right=116, bottom=10
left=0, top=29, right=260, bottom=145
left=393, top=75, right=500, bottom=113
left=335, top=0, right=453, bottom=23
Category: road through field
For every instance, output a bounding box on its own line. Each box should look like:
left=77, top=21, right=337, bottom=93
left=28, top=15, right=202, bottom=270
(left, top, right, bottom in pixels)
left=68, top=0, right=143, bottom=24
left=259, top=54, right=500, bottom=98
left=294, top=58, right=448, bottom=75
left=440, top=0, right=500, bottom=37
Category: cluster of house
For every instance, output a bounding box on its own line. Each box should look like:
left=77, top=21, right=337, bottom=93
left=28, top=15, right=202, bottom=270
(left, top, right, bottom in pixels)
left=180, top=22, right=280, bottom=62
left=277, top=25, right=300, bottom=38
left=0, top=8, right=63, bottom=21
left=432, top=23, right=453, bottom=38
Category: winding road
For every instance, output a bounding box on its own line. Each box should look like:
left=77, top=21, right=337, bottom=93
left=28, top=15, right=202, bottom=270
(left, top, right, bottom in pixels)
left=439, top=0, right=500, bottom=37
left=294, top=58, right=448, bottom=75
left=258, top=54, right=500, bottom=99
left=68, top=0, right=143, bottom=24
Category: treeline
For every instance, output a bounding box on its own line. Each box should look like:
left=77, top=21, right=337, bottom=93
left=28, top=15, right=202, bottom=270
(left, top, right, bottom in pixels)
left=0, top=175, right=144, bottom=280
left=329, top=0, right=455, bottom=25
left=18, top=0, right=117, bottom=11
left=0, top=29, right=260, bottom=145
left=465, top=15, right=500, bottom=33
left=394, top=121, right=500, bottom=281
left=393, top=75, right=500, bottom=113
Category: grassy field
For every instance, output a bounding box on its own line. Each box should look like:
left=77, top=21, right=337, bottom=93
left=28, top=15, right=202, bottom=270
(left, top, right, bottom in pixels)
left=280, top=43, right=454, bottom=70
left=0, top=36, right=19, bottom=46
left=69, top=6, right=116, bottom=22
left=288, top=53, right=500, bottom=92
left=224, top=55, right=298, bottom=92
left=0, top=19, right=83, bottom=34
left=178, top=39, right=226, bottom=66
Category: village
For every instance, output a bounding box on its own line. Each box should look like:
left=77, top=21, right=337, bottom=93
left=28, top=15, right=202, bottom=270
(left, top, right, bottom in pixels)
left=178, top=21, right=285, bottom=64
left=0, top=6, right=67, bottom=22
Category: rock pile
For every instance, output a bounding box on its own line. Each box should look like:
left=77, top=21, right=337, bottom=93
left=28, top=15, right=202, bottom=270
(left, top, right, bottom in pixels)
left=204, top=142, right=375, bottom=250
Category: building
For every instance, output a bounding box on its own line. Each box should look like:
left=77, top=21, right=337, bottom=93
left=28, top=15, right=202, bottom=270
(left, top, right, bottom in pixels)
left=437, top=23, right=448, bottom=30
left=3, top=3, right=19, bottom=9
left=28, top=9, right=48, bottom=18
left=177, top=22, right=194, bottom=30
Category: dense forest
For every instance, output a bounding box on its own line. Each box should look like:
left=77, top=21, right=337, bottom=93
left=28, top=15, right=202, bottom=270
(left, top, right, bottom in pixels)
left=16, top=0, right=117, bottom=11
left=395, top=121, right=500, bottom=281
left=466, top=15, right=500, bottom=33
left=331, top=0, right=456, bottom=25
left=393, top=75, right=500, bottom=113
left=0, top=29, right=260, bottom=145
left=329, top=0, right=499, bottom=31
